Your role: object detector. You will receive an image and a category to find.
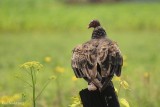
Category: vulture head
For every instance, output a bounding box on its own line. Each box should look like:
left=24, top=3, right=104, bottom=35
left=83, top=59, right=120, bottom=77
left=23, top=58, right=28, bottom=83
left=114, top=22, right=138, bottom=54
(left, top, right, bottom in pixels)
left=88, top=20, right=101, bottom=29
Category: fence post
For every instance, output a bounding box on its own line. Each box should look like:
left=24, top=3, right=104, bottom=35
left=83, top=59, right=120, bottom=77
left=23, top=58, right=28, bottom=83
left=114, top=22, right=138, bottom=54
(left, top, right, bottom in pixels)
left=79, top=82, right=120, bottom=107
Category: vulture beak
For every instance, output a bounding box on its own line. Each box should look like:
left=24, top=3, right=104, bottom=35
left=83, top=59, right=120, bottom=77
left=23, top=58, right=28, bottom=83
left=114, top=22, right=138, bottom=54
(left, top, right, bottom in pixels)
left=88, top=23, right=91, bottom=29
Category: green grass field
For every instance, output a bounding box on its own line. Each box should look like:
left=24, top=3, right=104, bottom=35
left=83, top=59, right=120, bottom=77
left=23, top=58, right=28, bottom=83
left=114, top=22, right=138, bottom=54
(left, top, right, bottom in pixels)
left=0, top=0, right=160, bottom=107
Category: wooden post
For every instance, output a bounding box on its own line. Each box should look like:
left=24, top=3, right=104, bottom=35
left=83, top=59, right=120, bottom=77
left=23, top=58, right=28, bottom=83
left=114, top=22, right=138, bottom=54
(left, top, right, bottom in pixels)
left=79, top=82, right=120, bottom=107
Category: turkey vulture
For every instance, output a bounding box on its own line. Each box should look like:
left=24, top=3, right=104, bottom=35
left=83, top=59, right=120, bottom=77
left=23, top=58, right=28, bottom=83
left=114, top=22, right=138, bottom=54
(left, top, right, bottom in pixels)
left=71, top=20, right=123, bottom=92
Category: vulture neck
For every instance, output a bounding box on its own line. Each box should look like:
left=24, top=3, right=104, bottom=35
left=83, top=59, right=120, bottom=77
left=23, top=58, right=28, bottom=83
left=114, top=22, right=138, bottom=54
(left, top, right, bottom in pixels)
left=91, top=26, right=107, bottom=39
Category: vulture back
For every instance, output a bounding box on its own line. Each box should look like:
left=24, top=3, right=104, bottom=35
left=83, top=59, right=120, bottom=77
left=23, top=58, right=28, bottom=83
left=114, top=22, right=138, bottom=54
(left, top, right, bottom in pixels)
left=71, top=37, right=123, bottom=90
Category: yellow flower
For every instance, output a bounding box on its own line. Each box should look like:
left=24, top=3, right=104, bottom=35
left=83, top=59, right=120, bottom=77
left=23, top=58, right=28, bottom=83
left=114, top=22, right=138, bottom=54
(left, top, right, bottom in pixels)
left=120, top=98, right=130, bottom=107
left=20, top=61, right=43, bottom=71
left=10, top=94, right=21, bottom=102
left=44, top=56, right=52, bottom=63
left=0, top=96, right=10, bottom=104
left=69, top=96, right=82, bottom=107
left=113, top=77, right=121, bottom=82
left=143, top=72, right=149, bottom=78
left=72, top=76, right=78, bottom=81
left=55, top=66, right=65, bottom=73
left=114, top=87, right=118, bottom=94
left=143, top=72, right=150, bottom=84
left=122, top=55, right=127, bottom=68
left=120, top=80, right=129, bottom=90
left=0, top=94, right=21, bottom=104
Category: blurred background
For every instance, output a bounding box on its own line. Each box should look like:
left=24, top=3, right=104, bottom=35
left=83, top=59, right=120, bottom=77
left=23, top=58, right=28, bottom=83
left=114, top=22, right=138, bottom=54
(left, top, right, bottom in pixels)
left=0, top=0, right=160, bottom=107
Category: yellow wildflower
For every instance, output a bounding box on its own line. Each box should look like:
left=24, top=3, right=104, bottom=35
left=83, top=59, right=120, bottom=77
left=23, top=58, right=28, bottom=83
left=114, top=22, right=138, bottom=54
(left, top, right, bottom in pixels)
left=143, top=72, right=150, bottom=84
left=143, top=72, right=149, bottom=78
left=72, top=76, right=78, bottom=81
left=9, top=94, right=21, bottom=103
left=44, top=56, right=52, bottom=63
left=113, top=77, right=121, bottom=82
left=0, top=96, right=10, bottom=104
left=122, top=55, right=127, bottom=68
left=20, top=61, right=43, bottom=71
left=69, top=96, right=82, bottom=107
left=120, top=98, right=130, bottom=107
left=55, top=66, right=65, bottom=73
left=0, top=94, right=21, bottom=104
left=12, top=94, right=21, bottom=101
left=114, top=87, right=118, bottom=94
left=120, top=80, right=129, bottom=90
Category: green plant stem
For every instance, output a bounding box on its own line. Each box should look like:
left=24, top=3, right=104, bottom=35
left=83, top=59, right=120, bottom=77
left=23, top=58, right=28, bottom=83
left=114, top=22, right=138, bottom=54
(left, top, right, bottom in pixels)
left=35, top=79, right=51, bottom=100
left=33, top=68, right=37, bottom=84
left=56, top=77, right=62, bottom=107
left=31, top=67, right=36, bottom=107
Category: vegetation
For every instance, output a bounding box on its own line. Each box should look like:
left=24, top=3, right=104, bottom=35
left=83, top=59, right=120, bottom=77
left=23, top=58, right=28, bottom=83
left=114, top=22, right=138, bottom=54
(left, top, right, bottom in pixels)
left=19, top=61, right=55, bottom=107
left=0, top=0, right=160, bottom=32
left=0, top=0, right=160, bottom=107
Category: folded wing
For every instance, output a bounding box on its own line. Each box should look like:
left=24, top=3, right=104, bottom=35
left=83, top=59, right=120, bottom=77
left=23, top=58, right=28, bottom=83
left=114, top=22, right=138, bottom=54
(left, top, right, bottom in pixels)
left=97, top=39, right=123, bottom=91
left=71, top=41, right=102, bottom=89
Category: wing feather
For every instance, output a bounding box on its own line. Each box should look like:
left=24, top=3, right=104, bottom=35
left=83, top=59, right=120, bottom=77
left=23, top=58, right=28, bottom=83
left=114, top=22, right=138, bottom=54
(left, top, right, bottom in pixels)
left=71, top=41, right=103, bottom=89
left=71, top=45, right=86, bottom=78
left=97, top=40, right=123, bottom=91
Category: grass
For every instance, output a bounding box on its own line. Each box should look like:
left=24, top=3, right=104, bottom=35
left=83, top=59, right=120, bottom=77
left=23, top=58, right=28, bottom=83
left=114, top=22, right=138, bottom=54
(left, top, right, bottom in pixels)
left=0, top=0, right=160, bottom=107
left=0, top=0, right=160, bottom=32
